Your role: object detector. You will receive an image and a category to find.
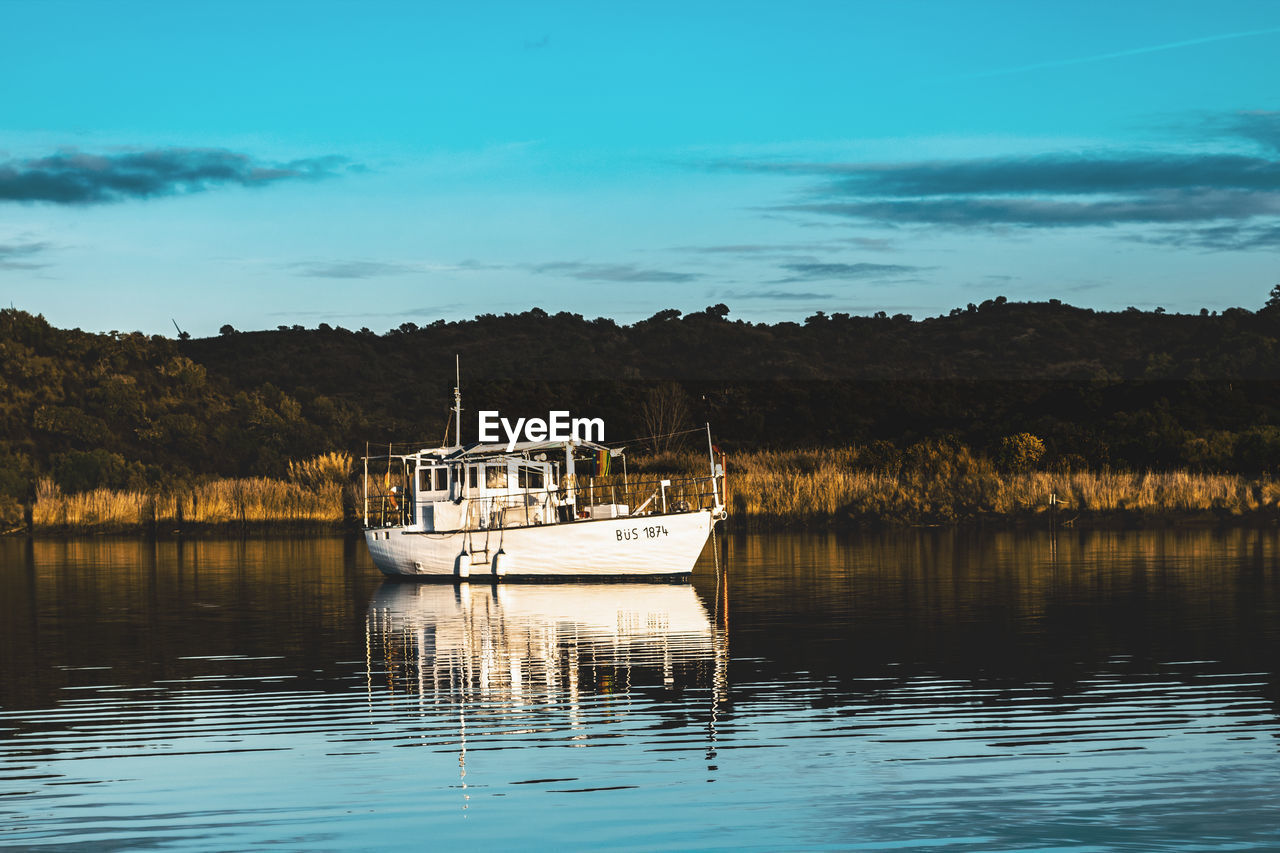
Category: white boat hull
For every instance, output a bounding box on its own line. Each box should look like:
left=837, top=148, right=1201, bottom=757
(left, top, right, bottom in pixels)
left=364, top=509, right=715, bottom=580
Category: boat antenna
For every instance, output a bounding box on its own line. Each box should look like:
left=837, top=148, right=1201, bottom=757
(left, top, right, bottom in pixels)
left=453, top=354, right=462, bottom=448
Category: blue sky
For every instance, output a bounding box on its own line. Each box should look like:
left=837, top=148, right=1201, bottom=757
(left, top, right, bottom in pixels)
left=2, top=0, right=1279, bottom=335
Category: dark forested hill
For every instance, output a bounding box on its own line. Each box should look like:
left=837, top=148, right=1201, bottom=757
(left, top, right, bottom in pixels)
left=188, top=299, right=1280, bottom=384
left=7, top=295, right=1280, bottom=508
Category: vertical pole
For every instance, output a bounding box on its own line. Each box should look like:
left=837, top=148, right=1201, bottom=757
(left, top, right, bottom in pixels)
left=706, top=423, right=720, bottom=508
left=363, top=442, right=369, bottom=528
left=564, top=444, right=576, bottom=511
left=720, top=451, right=729, bottom=513
left=454, top=355, right=462, bottom=448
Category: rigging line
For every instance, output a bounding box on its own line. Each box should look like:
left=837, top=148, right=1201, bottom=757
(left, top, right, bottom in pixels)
left=602, top=426, right=706, bottom=447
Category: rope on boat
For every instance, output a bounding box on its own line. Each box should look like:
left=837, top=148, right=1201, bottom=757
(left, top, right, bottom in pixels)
left=601, top=426, right=706, bottom=447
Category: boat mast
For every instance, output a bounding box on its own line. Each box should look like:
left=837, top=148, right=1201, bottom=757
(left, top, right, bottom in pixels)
left=706, top=422, right=720, bottom=508
left=453, top=354, right=463, bottom=448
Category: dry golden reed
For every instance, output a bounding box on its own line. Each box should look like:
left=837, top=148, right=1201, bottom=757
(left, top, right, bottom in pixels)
left=33, top=454, right=351, bottom=533
left=287, top=451, right=353, bottom=489
left=636, top=446, right=1280, bottom=527
left=29, top=447, right=1280, bottom=533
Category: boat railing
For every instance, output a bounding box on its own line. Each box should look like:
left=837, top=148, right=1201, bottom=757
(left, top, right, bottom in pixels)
left=367, top=492, right=412, bottom=529
left=363, top=452, right=414, bottom=529
left=572, top=473, right=722, bottom=520
left=465, top=491, right=558, bottom=530
left=364, top=471, right=723, bottom=531
left=442, top=473, right=722, bottom=530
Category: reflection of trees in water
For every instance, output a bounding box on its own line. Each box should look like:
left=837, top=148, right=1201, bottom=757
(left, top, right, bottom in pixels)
left=7, top=529, right=1278, bottom=730
left=365, top=583, right=729, bottom=713
left=718, top=528, right=1280, bottom=702
left=0, top=536, right=369, bottom=712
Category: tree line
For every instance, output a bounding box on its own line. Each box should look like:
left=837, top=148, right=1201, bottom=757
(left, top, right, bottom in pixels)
left=6, top=292, right=1280, bottom=522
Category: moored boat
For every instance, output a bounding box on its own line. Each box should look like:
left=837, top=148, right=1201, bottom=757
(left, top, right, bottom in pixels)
left=360, top=376, right=727, bottom=581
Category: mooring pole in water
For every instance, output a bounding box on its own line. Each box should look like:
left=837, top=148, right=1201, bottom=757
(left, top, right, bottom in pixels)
left=716, top=531, right=730, bottom=632
left=1049, top=490, right=1060, bottom=559
left=363, top=443, right=369, bottom=528
left=712, top=525, right=720, bottom=578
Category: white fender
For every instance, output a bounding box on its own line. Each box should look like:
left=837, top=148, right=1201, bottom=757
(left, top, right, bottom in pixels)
left=491, top=550, right=509, bottom=577
left=454, top=552, right=470, bottom=579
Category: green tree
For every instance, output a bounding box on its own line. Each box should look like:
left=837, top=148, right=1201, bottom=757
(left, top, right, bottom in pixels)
left=1263, top=283, right=1280, bottom=314
left=996, top=433, right=1046, bottom=471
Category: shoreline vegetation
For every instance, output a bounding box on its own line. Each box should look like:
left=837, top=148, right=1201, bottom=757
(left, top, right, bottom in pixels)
left=710, top=448, right=1280, bottom=529
left=20, top=452, right=355, bottom=536
left=13, top=301, right=1280, bottom=537
left=15, top=445, right=1280, bottom=536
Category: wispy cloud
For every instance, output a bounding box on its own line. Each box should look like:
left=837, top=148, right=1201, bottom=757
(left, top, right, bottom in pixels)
left=753, top=154, right=1280, bottom=195
left=842, top=236, right=896, bottom=251
left=0, top=148, right=352, bottom=205
left=1214, top=110, right=1280, bottom=153
left=0, top=239, right=52, bottom=270
left=673, top=242, right=835, bottom=255
left=289, top=260, right=419, bottom=279
left=715, top=137, right=1280, bottom=232
left=284, top=258, right=505, bottom=278
left=528, top=261, right=699, bottom=283
left=268, top=304, right=464, bottom=319
left=671, top=236, right=895, bottom=257
left=970, top=25, right=1280, bottom=78
left=453, top=259, right=505, bottom=272
left=774, top=262, right=925, bottom=282
left=787, top=191, right=1280, bottom=227
left=703, top=110, right=1280, bottom=243
left=719, top=289, right=833, bottom=300
left=282, top=257, right=696, bottom=283
left=1131, top=222, right=1280, bottom=251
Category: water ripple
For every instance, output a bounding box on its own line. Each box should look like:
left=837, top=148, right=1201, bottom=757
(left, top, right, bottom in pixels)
left=3, top=532, right=1280, bottom=850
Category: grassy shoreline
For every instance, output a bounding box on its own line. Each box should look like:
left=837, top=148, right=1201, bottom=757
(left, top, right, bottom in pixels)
left=643, top=446, right=1280, bottom=529
left=26, top=476, right=352, bottom=535
left=14, top=447, right=1280, bottom=536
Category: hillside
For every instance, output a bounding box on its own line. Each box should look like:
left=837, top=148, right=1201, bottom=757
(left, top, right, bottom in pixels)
left=6, top=296, right=1280, bottom=517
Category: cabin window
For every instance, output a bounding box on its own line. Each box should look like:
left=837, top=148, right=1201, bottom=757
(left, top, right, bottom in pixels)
left=469, top=466, right=478, bottom=489
left=486, top=465, right=508, bottom=489
left=418, top=467, right=449, bottom=493
left=518, top=464, right=545, bottom=489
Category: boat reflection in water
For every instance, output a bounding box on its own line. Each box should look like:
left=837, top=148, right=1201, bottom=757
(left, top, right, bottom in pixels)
left=365, top=580, right=729, bottom=709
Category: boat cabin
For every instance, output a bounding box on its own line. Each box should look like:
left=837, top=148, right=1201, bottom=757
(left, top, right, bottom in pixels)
left=411, top=451, right=561, bottom=531
left=364, top=438, right=638, bottom=533
left=362, top=435, right=725, bottom=534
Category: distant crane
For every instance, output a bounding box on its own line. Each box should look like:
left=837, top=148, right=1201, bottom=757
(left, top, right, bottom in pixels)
left=171, top=318, right=189, bottom=340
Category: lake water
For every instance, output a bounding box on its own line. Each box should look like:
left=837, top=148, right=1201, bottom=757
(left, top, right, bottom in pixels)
left=2, top=529, right=1279, bottom=850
